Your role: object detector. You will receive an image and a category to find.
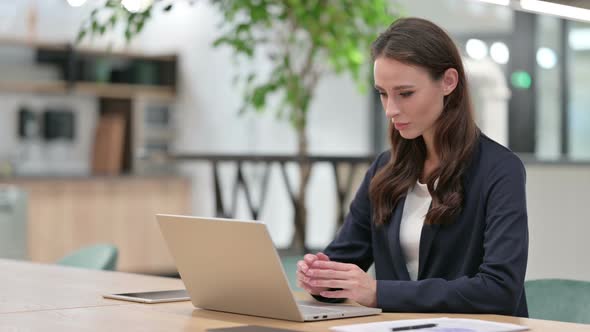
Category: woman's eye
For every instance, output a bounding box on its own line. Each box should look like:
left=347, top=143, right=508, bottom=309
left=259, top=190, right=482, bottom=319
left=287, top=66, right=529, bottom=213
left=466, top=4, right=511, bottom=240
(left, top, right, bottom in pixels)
left=378, top=91, right=387, bottom=97
left=400, top=91, right=414, bottom=97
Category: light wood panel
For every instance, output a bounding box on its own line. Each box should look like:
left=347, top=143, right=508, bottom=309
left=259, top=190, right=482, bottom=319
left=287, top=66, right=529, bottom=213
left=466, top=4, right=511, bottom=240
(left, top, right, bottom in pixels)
left=3, top=176, right=191, bottom=274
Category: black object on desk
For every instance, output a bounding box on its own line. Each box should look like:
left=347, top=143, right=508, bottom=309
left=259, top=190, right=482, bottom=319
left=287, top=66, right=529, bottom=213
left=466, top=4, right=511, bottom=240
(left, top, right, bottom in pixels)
left=391, top=323, right=437, bottom=331
left=207, top=326, right=302, bottom=332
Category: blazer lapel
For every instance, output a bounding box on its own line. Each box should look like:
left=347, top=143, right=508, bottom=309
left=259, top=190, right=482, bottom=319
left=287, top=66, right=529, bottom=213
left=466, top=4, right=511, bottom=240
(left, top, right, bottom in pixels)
left=388, top=196, right=411, bottom=281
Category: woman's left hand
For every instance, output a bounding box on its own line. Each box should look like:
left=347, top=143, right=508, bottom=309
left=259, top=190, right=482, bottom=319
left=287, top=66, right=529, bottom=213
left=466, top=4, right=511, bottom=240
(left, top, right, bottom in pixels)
left=303, top=260, right=377, bottom=307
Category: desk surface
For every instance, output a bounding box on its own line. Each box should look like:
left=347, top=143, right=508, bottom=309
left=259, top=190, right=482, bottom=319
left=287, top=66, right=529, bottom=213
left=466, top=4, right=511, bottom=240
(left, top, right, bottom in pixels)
left=0, top=259, right=182, bottom=313
left=1, top=259, right=588, bottom=331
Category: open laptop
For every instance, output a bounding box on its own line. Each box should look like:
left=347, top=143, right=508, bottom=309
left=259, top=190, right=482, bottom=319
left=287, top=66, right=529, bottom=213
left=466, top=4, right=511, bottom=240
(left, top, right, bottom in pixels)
left=156, top=214, right=382, bottom=322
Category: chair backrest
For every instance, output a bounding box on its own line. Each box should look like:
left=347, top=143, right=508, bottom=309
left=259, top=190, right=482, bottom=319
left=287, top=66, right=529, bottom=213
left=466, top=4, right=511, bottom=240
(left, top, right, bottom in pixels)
left=525, top=278, right=590, bottom=324
left=0, top=186, right=28, bottom=260
left=57, top=244, right=118, bottom=271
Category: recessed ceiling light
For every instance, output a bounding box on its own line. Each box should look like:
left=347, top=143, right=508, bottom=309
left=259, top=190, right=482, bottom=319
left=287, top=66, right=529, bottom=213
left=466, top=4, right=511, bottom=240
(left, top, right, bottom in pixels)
left=466, top=39, right=488, bottom=60
left=66, top=0, right=87, bottom=7
left=521, top=0, right=590, bottom=22
left=121, top=0, right=154, bottom=13
left=490, top=42, right=510, bottom=64
left=536, top=47, right=557, bottom=69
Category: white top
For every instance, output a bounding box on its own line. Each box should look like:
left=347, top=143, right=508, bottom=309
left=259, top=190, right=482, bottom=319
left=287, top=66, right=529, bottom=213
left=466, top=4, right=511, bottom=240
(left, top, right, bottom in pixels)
left=399, top=180, right=432, bottom=281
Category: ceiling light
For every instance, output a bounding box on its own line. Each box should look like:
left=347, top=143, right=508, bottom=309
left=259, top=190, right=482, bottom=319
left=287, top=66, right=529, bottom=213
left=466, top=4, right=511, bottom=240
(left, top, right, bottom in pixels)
left=466, top=39, right=488, bottom=60
left=121, top=0, right=153, bottom=13
left=490, top=42, right=510, bottom=64
left=476, top=0, right=510, bottom=6
left=66, top=0, right=87, bottom=7
left=520, top=0, right=590, bottom=22
left=536, top=47, right=557, bottom=69
left=569, top=28, right=590, bottom=51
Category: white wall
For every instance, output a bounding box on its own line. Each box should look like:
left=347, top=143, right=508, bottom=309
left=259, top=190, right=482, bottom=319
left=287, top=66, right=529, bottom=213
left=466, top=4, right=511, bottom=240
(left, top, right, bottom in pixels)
left=525, top=164, right=590, bottom=281
left=0, top=93, right=97, bottom=175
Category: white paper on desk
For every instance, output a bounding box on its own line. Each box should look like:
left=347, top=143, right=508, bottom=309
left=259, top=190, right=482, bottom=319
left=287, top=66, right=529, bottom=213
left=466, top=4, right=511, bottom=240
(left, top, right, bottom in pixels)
left=330, top=317, right=529, bottom=332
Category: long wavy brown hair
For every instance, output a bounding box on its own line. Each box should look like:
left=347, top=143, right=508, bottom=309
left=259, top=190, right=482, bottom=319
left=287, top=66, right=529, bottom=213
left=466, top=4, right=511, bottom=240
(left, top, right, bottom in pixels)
left=369, top=17, right=480, bottom=226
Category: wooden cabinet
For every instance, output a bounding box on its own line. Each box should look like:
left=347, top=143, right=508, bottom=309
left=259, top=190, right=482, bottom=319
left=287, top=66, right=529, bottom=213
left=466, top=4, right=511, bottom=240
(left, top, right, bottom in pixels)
left=4, top=176, right=190, bottom=274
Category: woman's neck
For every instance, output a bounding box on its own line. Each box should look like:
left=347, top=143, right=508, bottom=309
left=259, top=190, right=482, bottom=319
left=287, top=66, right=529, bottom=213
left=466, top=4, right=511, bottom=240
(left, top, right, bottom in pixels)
left=422, top=158, right=438, bottom=183
left=422, top=132, right=439, bottom=182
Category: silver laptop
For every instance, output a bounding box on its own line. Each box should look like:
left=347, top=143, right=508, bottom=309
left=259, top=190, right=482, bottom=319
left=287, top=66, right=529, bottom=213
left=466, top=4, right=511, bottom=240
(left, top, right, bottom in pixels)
left=156, top=214, right=382, bottom=322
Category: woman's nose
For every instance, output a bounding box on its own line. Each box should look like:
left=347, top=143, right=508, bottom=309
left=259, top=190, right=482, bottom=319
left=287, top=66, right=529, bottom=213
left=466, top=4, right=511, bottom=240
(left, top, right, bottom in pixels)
left=385, top=100, right=400, bottom=118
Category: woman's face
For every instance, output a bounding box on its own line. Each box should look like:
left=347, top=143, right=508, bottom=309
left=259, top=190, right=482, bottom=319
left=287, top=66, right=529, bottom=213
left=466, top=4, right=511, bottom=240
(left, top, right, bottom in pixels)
left=373, top=56, right=456, bottom=141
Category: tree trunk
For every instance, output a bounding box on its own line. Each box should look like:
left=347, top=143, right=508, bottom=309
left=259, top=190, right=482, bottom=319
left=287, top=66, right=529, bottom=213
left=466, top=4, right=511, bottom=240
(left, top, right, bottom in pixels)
left=291, top=125, right=311, bottom=253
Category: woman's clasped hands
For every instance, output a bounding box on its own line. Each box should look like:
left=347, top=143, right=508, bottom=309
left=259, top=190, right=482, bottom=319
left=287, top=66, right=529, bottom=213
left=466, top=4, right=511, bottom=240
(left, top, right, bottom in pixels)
left=296, top=252, right=378, bottom=308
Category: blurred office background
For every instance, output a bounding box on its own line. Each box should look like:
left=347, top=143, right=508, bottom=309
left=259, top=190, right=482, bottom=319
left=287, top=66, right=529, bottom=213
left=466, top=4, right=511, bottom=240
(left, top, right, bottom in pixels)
left=0, top=0, right=589, bottom=284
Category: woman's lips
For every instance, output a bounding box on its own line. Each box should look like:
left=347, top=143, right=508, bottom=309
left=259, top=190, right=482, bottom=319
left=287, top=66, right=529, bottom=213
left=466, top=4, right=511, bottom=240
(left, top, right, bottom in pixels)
left=394, top=122, right=409, bottom=130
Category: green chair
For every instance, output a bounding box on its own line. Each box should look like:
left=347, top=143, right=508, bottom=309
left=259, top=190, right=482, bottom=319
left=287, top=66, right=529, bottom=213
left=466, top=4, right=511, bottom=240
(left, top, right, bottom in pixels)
left=525, top=278, right=590, bottom=324
left=56, top=244, right=118, bottom=271
left=280, top=255, right=303, bottom=290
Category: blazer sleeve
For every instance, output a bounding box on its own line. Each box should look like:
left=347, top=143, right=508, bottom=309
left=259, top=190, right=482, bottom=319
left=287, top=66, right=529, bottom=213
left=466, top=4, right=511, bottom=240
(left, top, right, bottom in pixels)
left=312, top=152, right=387, bottom=303
left=376, top=153, right=528, bottom=315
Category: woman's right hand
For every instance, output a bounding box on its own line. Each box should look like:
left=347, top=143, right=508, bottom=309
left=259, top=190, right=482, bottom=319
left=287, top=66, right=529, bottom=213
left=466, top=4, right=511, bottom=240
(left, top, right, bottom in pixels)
left=296, top=252, right=331, bottom=295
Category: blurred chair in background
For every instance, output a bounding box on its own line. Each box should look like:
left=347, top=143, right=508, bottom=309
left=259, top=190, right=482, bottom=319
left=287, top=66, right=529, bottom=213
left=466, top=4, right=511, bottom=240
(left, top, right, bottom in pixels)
left=280, top=255, right=302, bottom=290
left=57, top=244, right=118, bottom=271
left=0, top=186, right=28, bottom=260
left=525, top=278, right=590, bottom=324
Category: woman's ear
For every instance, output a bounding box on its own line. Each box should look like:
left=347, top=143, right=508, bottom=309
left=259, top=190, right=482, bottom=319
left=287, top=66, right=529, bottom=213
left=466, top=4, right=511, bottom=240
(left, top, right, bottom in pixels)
left=442, top=68, right=459, bottom=96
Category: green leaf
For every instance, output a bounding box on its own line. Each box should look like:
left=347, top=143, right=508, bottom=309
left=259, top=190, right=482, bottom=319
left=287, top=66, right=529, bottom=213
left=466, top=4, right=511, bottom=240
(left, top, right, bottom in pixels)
left=212, top=37, right=226, bottom=47
left=108, top=14, right=117, bottom=28
left=136, top=20, right=145, bottom=34
left=76, top=29, right=86, bottom=43
left=348, top=49, right=363, bottom=66
left=105, top=0, right=118, bottom=8
left=246, top=73, right=255, bottom=84
left=251, top=84, right=275, bottom=111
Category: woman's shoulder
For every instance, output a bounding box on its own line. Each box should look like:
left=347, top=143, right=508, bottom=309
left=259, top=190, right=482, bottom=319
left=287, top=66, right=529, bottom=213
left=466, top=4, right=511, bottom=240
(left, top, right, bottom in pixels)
left=474, top=134, right=525, bottom=176
left=375, top=150, right=391, bottom=167
left=478, top=134, right=521, bottom=160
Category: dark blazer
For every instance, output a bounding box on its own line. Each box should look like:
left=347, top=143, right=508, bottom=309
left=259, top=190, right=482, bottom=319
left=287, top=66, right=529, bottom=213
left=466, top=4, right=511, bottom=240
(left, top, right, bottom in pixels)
left=315, top=134, right=529, bottom=317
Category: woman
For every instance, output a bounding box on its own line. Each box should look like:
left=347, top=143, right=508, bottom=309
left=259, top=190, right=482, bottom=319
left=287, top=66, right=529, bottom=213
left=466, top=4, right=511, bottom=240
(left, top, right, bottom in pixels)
left=296, top=17, right=528, bottom=317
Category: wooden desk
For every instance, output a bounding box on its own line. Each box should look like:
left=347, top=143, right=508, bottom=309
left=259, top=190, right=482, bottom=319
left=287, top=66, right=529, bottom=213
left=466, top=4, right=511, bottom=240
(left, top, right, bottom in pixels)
left=1, top=259, right=588, bottom=331
left=0, top=259, right=182, bottom=313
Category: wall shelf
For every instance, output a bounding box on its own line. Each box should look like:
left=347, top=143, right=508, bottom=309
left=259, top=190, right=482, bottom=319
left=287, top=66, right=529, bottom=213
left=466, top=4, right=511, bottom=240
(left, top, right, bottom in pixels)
left=74, top=82, right=175, bottom=101
left=0, top=38, right=179, bottom=175
left=0, top=81, right=174, bottom=100
left=0, top=81, right=68, bottom=94
left=0, top=36, right=175, bottom=62
left=0, top=36, right=69, bottom=51
left=0, top=37, right=177, bottom=98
